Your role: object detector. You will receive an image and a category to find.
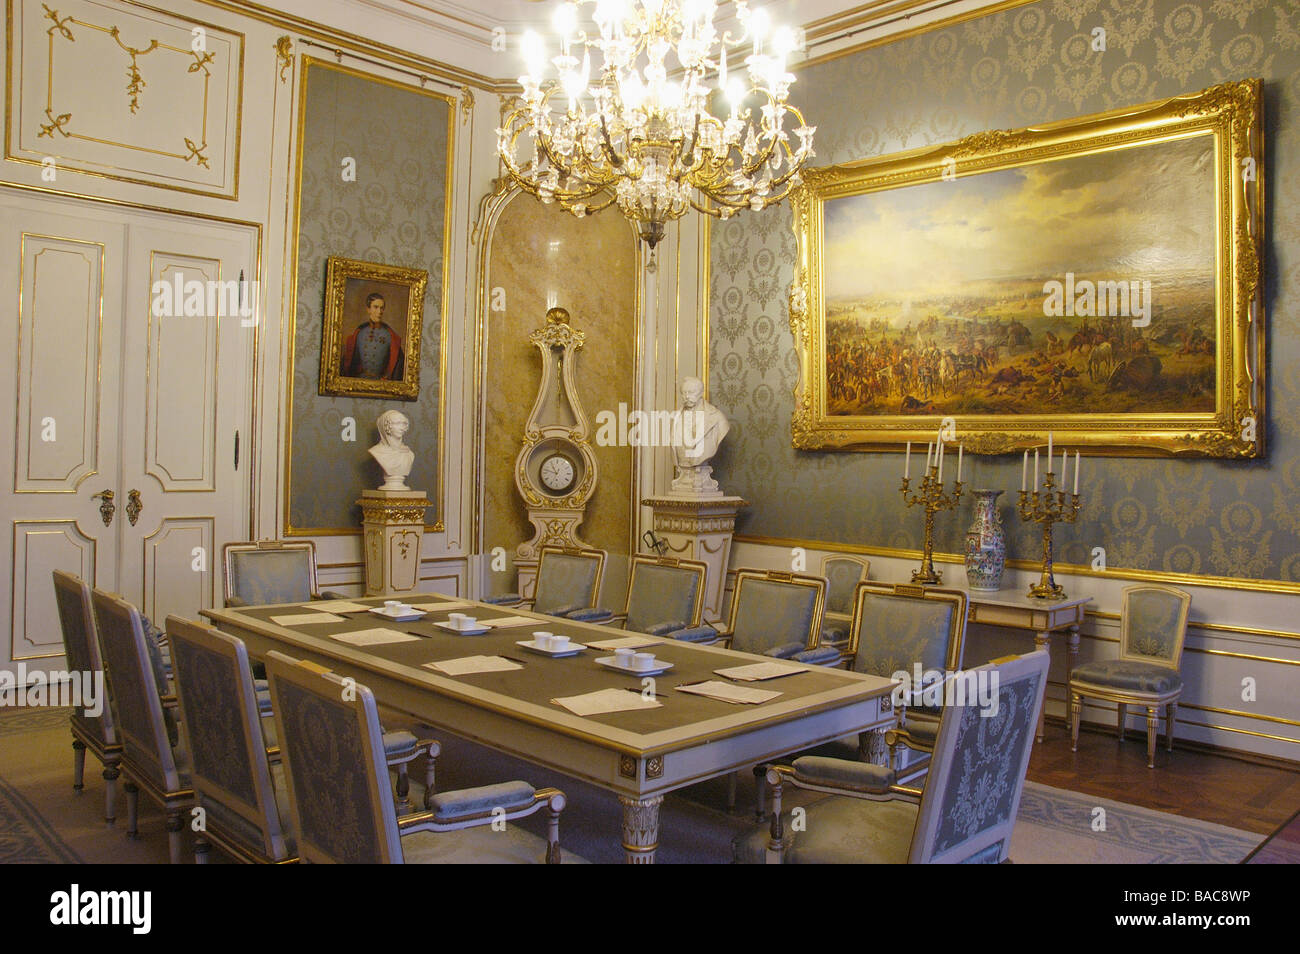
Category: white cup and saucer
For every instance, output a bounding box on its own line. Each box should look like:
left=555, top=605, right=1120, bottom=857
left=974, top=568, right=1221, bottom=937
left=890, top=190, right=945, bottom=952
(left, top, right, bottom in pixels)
left=630, top=652, right=657, bottom=672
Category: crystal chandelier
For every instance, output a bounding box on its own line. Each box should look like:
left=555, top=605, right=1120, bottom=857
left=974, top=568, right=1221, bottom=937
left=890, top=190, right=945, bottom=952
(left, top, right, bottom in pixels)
left=497, top=0, right=815, bottom=266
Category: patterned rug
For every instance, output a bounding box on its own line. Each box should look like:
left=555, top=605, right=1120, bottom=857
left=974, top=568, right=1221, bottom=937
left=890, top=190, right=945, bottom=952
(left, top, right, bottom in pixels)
left=0, top=708, right=1264, bottom=863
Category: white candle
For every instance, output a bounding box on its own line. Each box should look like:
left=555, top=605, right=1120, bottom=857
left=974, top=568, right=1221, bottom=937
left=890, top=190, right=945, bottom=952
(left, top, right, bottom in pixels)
left=1034, top=449, right=1039, bottom=492
left=938, top=440, right=944, bottom=482
left=904, top=441, right=911, bottom=479
left=926, top=442, right=933, bottom=469
left=957, top=444, right=963, bottom=483
left=1048, top=431, right=1053, bottom=463
left=1022, top=451, right=1028, bottom=492
left=1074, top=451, right=1080, bottom=494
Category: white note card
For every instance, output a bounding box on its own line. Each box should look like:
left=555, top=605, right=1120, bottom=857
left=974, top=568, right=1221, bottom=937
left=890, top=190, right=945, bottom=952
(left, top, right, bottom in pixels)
left=585, top=635, right=661, bottom=651
left=483, top=615, right=539, bottom=629
left=714, top=662, right=808, bottom=682
left=551, top=688, right=663, bottom=716
left=328, top=628, right=421, bottom=646
left=271, top=612, right=345, bottom=626
left=424, top=656, right=522, bottom=676
left=298, top=601, right=370, bottom=614
left=675, top=681, right=782, bottom=705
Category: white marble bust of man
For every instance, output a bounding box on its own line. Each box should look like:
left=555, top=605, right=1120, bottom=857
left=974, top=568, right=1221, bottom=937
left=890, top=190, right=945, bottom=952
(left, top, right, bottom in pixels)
left=673, top=376, right=729, bottom=468
left=368, top=409, right=415, bottom=492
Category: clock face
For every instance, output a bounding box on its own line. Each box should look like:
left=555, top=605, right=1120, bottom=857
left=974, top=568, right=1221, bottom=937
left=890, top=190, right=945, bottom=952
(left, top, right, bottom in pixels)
left=539, top=454, right=576, bottom=494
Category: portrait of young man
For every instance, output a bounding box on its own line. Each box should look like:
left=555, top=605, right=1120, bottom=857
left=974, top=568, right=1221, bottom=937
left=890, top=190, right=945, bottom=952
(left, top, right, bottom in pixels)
left=340, top=290, right=405, bottom=381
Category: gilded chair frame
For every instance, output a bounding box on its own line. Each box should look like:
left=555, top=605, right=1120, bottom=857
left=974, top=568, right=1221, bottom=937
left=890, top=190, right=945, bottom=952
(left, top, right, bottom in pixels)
left=166, top=616, right=295, bottom=864
left=819, top=555, right=870, bottom=644
left=610, top=555, right=709, bottom=631
left=52, top=570, right=122, bottom=824
left=530, top=545, right=608, bottom=613
left=221, top=539, right=328, bottom=607
left=844, top=582, right=968, bottom=673
left=718, top=569, right=827, bottom=655
left=1070, top=584, right=1192, bottom=768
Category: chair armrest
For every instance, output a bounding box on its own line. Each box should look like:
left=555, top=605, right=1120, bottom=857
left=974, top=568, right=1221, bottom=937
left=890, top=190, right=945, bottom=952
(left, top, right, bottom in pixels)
left=792, top=756, right=896, bottom=793
left=642, top=619, right=688, bottom=637
left=482, top=593, right=522, bottom=606
left=225, top=595, right=249, bottom=608
left=397, top=786, right=566, bottom=832
left=665, top=624, right=720, bottom=643
left=764, top=642, right=806, bottom=659
left=316, top=590, right=351, bottom=600
left=791, top=646, right=843, bottom=666
left=566, top=606, right=614, bottom=623
left=545, top=603, right=584, bottom=618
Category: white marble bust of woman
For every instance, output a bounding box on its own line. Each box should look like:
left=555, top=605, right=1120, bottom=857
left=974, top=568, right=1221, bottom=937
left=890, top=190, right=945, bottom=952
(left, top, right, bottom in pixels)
left=368, top=409, right=415, bottom=491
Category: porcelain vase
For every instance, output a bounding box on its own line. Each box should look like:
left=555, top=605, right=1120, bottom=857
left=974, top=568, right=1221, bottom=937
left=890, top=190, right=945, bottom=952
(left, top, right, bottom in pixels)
left=964, top=489, right=1007, bottom=591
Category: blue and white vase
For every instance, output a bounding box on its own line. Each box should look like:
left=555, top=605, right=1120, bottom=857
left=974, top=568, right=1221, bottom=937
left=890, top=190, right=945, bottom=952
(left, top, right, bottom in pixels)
left=964, top=489, right=1007, bottom=591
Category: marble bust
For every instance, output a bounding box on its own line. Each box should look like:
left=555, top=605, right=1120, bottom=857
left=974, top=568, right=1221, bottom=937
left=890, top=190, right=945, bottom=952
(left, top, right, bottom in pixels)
left=670, top=376, right=730, bottom=496
left=368, top=409, right=415, bottom=492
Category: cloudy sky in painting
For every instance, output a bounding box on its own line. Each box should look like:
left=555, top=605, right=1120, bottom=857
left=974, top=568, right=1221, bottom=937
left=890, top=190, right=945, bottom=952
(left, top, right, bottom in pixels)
left=822, top=134, right=1216, bottom=301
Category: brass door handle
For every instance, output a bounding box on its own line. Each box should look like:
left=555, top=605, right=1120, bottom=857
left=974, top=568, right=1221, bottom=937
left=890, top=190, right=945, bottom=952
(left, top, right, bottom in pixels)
left=91, top=490, right=115, bottom=527
left=126, top=489, right=143, bottom=526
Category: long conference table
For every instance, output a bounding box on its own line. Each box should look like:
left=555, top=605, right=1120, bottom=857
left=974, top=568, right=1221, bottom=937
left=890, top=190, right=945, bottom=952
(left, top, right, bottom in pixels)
left=203, top=592, right=896, bottom=863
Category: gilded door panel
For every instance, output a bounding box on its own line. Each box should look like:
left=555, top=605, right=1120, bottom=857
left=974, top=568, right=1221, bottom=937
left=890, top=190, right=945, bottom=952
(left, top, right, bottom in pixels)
left=10, top=521, right=96, bottom=660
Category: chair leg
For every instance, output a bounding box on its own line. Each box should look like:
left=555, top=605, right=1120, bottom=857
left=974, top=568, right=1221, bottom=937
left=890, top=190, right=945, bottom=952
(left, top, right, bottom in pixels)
left=546, top=799, right=563, bottom=865
left=1145, top=707, right=1158, bottom=769
left=1069, top=692, right=1081, bottom=752
left=72, top=739, right=87, bottom=790
left=166, top=809, right=184, bottom=865
left=753, top=764, right=767, bottom=822
left=195, top=835, right=211, bottom=864
left=423, top=755, right=436, bottom=811
left=394, top=762, right=412, bottom=815
left=125, top=782, right=139, bottom=839
left=103, top=763, right=119, bottom=825
left=1116, top=702, right=1127, bottom=742
left=1166, top=702, right=1177, bottom=753
left=726, top=770, right=738, bottom=812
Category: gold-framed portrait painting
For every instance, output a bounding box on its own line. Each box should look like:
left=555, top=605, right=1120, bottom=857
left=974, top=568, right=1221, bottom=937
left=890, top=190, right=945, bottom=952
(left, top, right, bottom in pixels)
left=319, top=256, right=428, bottom=400
left=789, top=79, right=1264, bottom=458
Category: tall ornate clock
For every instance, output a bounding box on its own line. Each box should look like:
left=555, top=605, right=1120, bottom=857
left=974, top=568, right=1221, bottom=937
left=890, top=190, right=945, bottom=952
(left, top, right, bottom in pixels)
left=513, top=307, right=599, bottom=596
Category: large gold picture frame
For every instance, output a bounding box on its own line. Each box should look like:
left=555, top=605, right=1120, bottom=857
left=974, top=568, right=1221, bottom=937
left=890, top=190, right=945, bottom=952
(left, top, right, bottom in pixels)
left=318, top=256, right=428, bottom=401
left=789, top=79, right=1264, bottom=458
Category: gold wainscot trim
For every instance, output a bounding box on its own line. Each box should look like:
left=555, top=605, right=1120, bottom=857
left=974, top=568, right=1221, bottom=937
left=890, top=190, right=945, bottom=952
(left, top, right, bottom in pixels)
left=275, top=34, right=292, bottom=83
left=283, top=57, right=455, bottom=537
left=788, top=79, right=1264, bottom=458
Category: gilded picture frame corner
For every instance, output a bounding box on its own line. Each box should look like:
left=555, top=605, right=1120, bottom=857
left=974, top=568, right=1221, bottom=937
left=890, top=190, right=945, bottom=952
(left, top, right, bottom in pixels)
left=791, top=78, right=1265, bottom=460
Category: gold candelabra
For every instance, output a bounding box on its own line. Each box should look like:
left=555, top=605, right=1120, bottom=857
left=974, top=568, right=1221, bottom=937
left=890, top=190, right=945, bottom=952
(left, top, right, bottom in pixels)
left=1017, top=469, right=1081, bottom=599
left=900, top=465, right=963, bottom=585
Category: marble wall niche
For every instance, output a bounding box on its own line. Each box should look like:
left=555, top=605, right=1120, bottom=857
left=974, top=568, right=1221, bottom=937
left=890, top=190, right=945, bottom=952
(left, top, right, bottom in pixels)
left=483, top=192, right=638, bottom=603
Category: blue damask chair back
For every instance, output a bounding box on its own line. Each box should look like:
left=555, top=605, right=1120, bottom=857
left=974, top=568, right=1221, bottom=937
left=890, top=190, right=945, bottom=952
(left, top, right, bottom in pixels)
left=90, top=589, right=184, bottom=795
left=168, top=617, right=291, bottom=862
left=910, top=650, right=1049, bottom=863
left=53, top=571, right=118, bottom=750
left=1119, top=585, right=1191, bottom=668
left=623, top=557, right=707, bottom=635
left=532, top=547, right=606, bottom=616
left=265, top=651, right=402, bottom=863
left=821, top=556, right=869, bottom=617
left=847, top=583, right=967, bottom=680
left=728, top=571, right=825, bottom=657
left=223, top=541, right=320, bottom=607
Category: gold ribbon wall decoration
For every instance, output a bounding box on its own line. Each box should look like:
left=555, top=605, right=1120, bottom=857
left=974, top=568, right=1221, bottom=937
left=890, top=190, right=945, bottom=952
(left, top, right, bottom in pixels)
left=37, top=2, right=215, bottom=167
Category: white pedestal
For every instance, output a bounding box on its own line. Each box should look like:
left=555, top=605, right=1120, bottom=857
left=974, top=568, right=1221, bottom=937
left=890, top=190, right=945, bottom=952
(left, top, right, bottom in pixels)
left=642, top=495, right=748, bottom=624
left=359, top=490, right=428, bottom=597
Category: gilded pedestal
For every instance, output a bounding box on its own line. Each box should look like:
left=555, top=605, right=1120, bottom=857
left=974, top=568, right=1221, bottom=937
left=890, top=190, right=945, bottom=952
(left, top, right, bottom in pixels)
left=642, top=496, right=747, bottom=623
left=359, top=490, right=428, bottom=597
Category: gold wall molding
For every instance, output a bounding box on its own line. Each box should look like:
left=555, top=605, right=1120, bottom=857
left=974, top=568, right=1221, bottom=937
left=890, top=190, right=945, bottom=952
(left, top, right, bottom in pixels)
left=274, top=34, right=291, bottom=82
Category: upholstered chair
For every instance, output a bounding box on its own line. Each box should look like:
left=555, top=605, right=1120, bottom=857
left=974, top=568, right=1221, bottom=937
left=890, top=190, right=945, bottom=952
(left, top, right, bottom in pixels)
left=591, top=555, right=708, bottom=636
left=52, top=570, right=122, bottom=824
left=90, top=589, right=195, bottom=863
left=1070, top=584, right=1192, bottom=768
left=819, top=555, right=870, bottom=644
left=222, top=540, right=347, bottom=607
left=734, top=650, right=1049, bottom=864
left=496, top=546, right=610, bottom=621
left=690, top=570, right=834, bottom=663
left=166, top=616, right=296, bottom=863
left=264, top=650, right=567, bottom=864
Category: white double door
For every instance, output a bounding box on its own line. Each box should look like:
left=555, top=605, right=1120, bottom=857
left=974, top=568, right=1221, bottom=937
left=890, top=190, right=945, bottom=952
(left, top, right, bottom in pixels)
left=0, top=191, right=256, bottom=679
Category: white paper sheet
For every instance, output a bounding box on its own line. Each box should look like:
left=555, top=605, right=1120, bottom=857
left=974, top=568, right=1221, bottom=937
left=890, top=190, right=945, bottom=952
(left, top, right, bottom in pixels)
left=585, top=635, right=661, bottom=650
left=328, top=628, right=422, bottom=646
left=298, top=601, right=371, bottom=614
left=675, top=681, right=782, bottom=705
left=271, top=612, right=345, bottom=626
left=714, top=662, right=808, bottom=682
left=482, top=615, right=541, bottom=629
left=551, top=688, right=663, bottom=716
left=424, top=655, right=523, bottom=676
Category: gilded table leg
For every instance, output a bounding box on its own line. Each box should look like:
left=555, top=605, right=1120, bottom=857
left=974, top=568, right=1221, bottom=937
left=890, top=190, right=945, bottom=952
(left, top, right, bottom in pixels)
left=860, top=728, right=890, bottom=766
left=1066, top=624, right=1080, bottom=686
left=619, top=795, right=663, bottom=864
left=1033, top=630, right=1050, bottom=742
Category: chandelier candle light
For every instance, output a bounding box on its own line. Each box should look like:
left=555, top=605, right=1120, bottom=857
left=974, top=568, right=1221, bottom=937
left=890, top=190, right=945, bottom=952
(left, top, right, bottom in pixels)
left=1017, top=433, right=1082, bottom=600
left=900, top=431, right=964, bottom=585
left=497, top=0, right=816, bottom=269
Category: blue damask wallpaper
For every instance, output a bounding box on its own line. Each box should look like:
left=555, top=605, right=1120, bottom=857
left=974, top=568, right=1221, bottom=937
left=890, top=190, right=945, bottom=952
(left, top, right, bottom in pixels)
left=289, top=62, right=450, bottom=531
left=711, top=0, right=1300, bottom=582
